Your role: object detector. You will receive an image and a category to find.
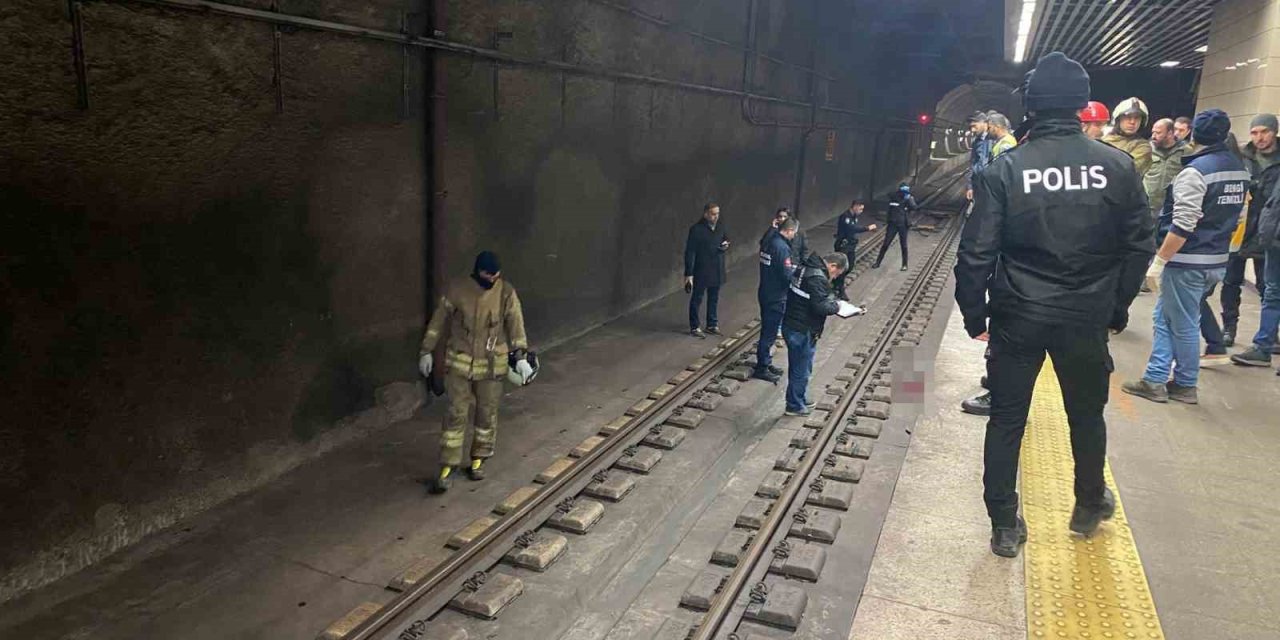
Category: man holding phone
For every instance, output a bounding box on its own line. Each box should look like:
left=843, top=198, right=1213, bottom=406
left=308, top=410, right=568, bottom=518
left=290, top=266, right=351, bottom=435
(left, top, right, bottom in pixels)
left=684, top=202, right=730, bottom=337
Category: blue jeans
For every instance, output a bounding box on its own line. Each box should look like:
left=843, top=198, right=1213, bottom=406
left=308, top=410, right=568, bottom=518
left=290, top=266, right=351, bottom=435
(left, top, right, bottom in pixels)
left=1144, top=267, right=1225, bottom=388
left=1251, top=246, right=1280, bottom=351
left=757, top=302, right=785, bottom=371
left=690, top=285, right=720, bottom=331
left=783, top=327, right=816, bottom=412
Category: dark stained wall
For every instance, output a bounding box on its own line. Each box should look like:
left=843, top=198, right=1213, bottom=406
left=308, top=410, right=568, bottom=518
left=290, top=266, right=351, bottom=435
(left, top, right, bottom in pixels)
left=0, top=0, right=929, bottom=599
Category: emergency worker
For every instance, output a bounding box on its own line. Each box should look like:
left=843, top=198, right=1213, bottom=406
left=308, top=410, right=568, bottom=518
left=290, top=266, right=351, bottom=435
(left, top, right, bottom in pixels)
left=419, top=251, right=535, bottom=493
left=988, top=112, right=1018, bottom=158
left=1123, top=110, right=1248, bottom=403
left=955, top=52, right=1153, bottom=557
left=753, top=218, right=798, bottom=383
left=1224, top=114, right=1280, bottom=352
left=872, top=182, right=918, bottom=271
left=967, top=112, right=995, bottom=201
left=833, top=200, right=878, bottom=300
left=782, top=252, right=864, bottom=416
left=1103, top=97, right=1154, bottom=175
left=1079, top=101, right=1110, bottom=140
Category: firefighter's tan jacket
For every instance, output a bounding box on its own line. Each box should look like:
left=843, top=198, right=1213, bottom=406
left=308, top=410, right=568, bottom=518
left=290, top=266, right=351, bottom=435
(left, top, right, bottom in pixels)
left=420, top=277, right=528, bottom=381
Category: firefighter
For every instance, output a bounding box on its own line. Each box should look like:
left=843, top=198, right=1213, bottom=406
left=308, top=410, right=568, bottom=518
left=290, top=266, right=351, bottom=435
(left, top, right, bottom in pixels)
left=1079, top=101, right=1110, bottom=141
left=1103, top=97, right=1153, bottom=175
left=419, top=251, right=536, bottom=493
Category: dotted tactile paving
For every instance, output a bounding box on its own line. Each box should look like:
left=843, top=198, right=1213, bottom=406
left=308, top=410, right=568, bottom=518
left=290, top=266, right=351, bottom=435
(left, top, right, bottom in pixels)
left=1021, top=362, right=1164, bottom=639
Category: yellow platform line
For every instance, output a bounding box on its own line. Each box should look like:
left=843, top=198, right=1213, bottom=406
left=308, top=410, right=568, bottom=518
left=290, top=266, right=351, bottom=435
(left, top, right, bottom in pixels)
left=1021, top=362, right=1165, bottom=640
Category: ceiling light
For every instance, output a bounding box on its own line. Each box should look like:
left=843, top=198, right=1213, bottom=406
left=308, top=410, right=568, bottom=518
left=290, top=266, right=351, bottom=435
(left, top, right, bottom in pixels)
left=1013, top=1, right=1037, bottom=64
left=1195, top=45, right=1208, bottom=53
left=1160, top=61, right=1180, bottom=67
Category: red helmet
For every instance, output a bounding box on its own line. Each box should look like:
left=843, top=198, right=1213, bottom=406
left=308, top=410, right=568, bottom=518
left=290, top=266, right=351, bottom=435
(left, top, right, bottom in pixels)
left=1079, top=101, right=1110, bottom=124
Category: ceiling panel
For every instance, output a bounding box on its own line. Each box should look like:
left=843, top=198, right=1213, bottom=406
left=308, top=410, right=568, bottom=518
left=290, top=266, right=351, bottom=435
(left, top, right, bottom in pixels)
left=1020, top=0, right=1218, bottom=69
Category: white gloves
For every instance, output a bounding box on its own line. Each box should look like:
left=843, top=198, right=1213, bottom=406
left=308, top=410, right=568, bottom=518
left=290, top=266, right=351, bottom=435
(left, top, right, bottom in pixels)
left=507, top=358, right=535, bottom=386
left=418, top=353, right=433, bottom=378
left=1144, top=256, right=1167, bottom=293
left=837, top=300, right=866, bottom=318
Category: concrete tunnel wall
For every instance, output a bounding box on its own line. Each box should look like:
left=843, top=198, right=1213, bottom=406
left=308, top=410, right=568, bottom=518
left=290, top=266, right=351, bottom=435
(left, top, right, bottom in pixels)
left=0, top=0, right=933, bottom=599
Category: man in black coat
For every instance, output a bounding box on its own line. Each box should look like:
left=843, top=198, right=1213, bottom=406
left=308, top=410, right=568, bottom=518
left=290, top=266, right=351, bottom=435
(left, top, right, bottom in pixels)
left=872, top=183, right=919, bottom=271
left=684, top=202, right=730, bottom=337
left=955, top=52, right=1153, bottom=558
left=833, top=199, right=878, bottom=300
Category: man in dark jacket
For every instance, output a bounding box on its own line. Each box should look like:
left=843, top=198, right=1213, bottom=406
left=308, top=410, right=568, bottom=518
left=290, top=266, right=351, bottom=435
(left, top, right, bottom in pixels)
left=1221, top=113, right=1279, bottom=348
left=754, top=218, right=799, bottom=383
left=967, top=111, right=994, bottom=201
left=684, top=203, right=730, bottom=338
left=833, top=200, right=878, bottom=300
left=955, top=52, right=1153, bottom=557
left=1123, top=110, right=1248, bottom=403
left=782, top=252, right=863, bottom=416
left=872, top=183, right=918, bottom=271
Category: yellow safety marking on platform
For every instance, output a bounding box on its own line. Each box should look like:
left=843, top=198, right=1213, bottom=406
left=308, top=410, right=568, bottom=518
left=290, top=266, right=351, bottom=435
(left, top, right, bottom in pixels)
left=1021, top=363, right=1165, bottom=640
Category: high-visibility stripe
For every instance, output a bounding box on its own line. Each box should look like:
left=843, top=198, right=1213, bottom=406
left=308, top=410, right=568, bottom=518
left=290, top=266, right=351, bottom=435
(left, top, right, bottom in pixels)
left=1200, top=170, right=1251, bottom=184
left=1169, top=252, right=1229, bottom=265
left=789, top=284, right=811, bottom=299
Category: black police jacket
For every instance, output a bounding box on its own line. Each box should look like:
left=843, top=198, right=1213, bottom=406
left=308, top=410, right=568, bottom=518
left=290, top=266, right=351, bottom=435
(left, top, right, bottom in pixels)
left=835, top=210, right=872, bottom=251
left=955, top=118, right=1154, bottom=337
left=783, top=253, right=840, bottom=337
left=684, top=218, right=729, bottom=287
left=887, top=191, right=918, bottom=227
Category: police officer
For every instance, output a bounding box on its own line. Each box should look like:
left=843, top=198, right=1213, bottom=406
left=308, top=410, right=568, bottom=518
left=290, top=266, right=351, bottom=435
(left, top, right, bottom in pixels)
left=753, top=218, right=799, bottom=383
left=419, top=251, right=536, bottom=493
left=955, top=52, right=1153, bottom=557
left=782, top=252, right=864, bottom=416
left=833, top=200, right=878, bottom=300
left=872, top=182, right=918, bottom=271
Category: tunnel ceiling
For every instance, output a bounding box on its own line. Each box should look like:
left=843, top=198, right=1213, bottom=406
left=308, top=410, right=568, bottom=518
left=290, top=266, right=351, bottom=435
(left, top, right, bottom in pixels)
left=1015, top=0, right=1218, bottom=69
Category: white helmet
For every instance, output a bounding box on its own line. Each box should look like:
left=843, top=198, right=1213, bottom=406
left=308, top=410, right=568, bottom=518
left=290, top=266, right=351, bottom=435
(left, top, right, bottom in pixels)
left=1111, top=97, right=1150, bottom=131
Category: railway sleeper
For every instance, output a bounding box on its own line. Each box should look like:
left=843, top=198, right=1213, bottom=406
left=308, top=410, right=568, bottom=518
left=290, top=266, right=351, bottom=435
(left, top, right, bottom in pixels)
left=447, top=571, right=523, bottom=620
left=643, top=424, right=687, bottom=450
left=614, top=446, right=663, bottom=474
left=684, top=392, right=723, bottom=412
left=767, top=539, right=827, bottom=582
left=546, top=498, right=605, bottom=534
left=789, top=507, right=842, bottom=543
left=710, top=528, right=755, bottom=567
left=742, top=580, right=808, bottom=631
left=755, top=470, right=792, bottom=499
left=583, top=470, right=636, bottom=502
left=502, top=530, right=567, bottom=572
left=805, top=478, right=856, bottom=510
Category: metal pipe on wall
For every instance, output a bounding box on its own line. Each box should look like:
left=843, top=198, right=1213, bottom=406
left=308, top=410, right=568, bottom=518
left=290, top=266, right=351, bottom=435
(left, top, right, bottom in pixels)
left=427, top=0, right=447, bottom=393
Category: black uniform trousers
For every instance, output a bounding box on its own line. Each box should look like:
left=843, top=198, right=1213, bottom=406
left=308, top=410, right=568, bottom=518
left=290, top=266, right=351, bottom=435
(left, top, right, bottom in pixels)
left=1221, top=253, right=1267, bottom=330
left=834, top=241, right=857, bottom=300
left=984, top=315, right=1112, bottom=528
left=875, top=221, right=909, bottom=267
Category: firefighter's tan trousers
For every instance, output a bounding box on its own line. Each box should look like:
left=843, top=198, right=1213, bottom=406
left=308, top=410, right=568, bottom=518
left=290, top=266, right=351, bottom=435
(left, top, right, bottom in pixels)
left=440, top=373, right=503, bottom=467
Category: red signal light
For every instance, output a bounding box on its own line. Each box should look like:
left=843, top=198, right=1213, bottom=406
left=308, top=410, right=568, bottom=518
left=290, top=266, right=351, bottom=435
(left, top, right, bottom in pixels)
left=918, top=114, right=932, bottom=125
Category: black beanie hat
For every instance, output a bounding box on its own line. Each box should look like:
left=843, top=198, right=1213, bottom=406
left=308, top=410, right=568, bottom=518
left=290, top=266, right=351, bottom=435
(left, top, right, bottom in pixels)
left=1192, top=109, right=1231, bottom=146
left=1024, top=52, right=1090, bottom=112
left=474, top=250, right=501, bottom=275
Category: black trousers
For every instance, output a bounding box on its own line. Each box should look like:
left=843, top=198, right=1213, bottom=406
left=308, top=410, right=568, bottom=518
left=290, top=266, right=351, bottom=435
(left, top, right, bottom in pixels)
left=984, top=316, right=1112, bottom=528
left=875, top=222, right=909, bottom=267
left=1221, top=253, right=1266, bottom=330
left=834, top=243, right=857, bottom=299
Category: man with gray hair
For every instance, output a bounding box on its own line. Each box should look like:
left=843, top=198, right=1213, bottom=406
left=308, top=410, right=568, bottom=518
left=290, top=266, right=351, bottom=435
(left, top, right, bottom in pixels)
left=987, top=111, right=1018, bottom=158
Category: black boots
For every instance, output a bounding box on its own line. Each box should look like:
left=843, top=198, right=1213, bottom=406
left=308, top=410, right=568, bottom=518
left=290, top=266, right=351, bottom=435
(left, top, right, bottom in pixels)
left=961, top=391, right=991, bottom=416
left=1069, top=487, right=1116, bottom=535
left=429, top=466, right=453, bottom=494
left=990, top=516, right=1028, bottom=558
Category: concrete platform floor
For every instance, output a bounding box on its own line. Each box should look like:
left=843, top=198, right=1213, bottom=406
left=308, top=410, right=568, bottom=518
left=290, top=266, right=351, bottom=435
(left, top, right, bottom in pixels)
left=849, top=283, right=1280, bottom=639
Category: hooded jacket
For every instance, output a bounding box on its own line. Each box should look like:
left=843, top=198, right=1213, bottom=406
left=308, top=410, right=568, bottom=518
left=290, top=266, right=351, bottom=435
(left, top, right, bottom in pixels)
left=1144, top=140, right=1190, bottom=218
left=1156, top=143, right=1249, bottom=270
left=955, top=117, right=1155, bottom=337
left=420, top=277, right=529, bottom=381
left=887, top=189, right=919, bottom=226
left=783, top=252, right=840, bottom=338
left=1102, top=131, right=1153, bottom=177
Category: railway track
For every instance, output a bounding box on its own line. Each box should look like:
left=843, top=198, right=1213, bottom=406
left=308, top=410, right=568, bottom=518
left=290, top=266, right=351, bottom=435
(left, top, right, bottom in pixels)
left=328, top=171, right=966, bottom=640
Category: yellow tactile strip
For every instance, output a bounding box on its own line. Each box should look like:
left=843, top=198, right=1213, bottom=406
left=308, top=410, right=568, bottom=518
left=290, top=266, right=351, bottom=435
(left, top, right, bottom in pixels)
left=1021, top=362, right=1165, bottom=640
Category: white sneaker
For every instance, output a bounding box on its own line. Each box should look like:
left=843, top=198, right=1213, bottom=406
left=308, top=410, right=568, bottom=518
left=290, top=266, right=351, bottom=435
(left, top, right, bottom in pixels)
left=1200, top=353, right=1230, bottom=368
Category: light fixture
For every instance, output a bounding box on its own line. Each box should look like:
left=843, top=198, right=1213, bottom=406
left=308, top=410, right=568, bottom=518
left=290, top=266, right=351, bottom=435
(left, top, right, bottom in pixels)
left=1160, top=61, right=1180, bottom=67
left=1195, top=45, right=1208, bottom=53
left=1014, top=1, right=1037, bottom=64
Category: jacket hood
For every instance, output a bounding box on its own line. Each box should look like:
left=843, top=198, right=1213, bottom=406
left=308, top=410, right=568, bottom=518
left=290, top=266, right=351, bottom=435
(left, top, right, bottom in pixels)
left=800, top=251, right=827, bottom=271
left=1183, top=142, right=1226, bottom=165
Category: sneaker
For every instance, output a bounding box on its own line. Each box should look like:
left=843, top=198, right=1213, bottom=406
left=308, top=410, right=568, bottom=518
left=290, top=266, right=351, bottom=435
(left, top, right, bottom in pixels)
left=1231, top=347, right=1273, bottom=367
left=960, top=391, right=991, bottom=416
left=784, top=407, right=812, bottom=417
left=1165, top=382, right=1198, bottom=405
left=1139, top=282, right=1152, bottom=293
left=1069, top=487, right=1116, bottom=535
left=1121, top=379, right=1168, bottom=403
left=751, top=368, right=781, bottom=384
left=805, top=401, right=817, bottom=411
left=767, top=364, right=784, bottom=376
left=429, top=466, right=453, bottom=494
left=871, top=262, right=882, bottom=269
left=900, top=264, right=908, bottom=271
left=467, top=459, right=485, bottom=481
left=690, top=328, right=706, bottom=338
left=1222, top=327, right=1236, bottom=347
left=706, top=326, right=722, bottom=336
left=990, top=516, right=1028, bottom=558
left=1200, top=353, right=1230, bottom=368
